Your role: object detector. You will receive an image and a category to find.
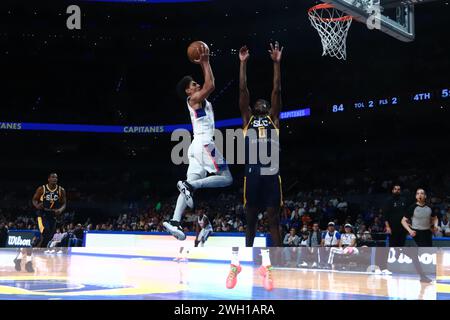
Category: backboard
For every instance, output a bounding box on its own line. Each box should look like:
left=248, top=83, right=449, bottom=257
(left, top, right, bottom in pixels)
left=324, top=0, right=437, bottom=42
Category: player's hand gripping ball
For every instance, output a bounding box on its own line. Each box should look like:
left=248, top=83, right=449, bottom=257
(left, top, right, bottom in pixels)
left=187, top=41, right=209, bottom=64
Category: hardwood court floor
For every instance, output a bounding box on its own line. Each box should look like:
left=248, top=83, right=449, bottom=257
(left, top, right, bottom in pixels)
left=0, top=249, right=439, bottom=300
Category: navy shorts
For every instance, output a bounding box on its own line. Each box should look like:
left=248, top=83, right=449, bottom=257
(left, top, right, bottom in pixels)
left=244, top=169, right=283, bottom=208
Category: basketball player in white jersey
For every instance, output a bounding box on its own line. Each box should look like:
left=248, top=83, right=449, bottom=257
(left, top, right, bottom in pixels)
left=163, top=44, right=233, bottom=240
left=195, top=208, right=213, bottom=247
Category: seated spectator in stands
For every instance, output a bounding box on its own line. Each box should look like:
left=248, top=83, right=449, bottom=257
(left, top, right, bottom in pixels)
left=322, top=222, right=341, bottom=247
left=46, top=228, right=64, bottom=252
left=283, top=228, right=300, bottom=247
left=327, top=224, right=358, bottom=267
left=319, top=222, right=341, bottom=268
left=289, top=212, right=301, bottom=231
left=297, top=204, right=306, bottom=217
left=370, top=216, right=384, bottom=234
left=301, top=213, right=312, bottom=227
left=301, top=222, right=322, bottom=268
left=438, top=214, right=450, bottom=237
left=283, top=228, right=300, bottom=265
left=357, top=224, right=373, bottom=246
left=354, top=215, right=364, bottom=232
left=296, top=231, right=312, bottom=267
left=221, top=220, right=230, bottom=232
left=305, top=223, right=311, bottom=233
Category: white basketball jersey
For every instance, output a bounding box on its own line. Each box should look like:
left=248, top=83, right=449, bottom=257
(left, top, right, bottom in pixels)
left=187, top=98, right=215, bottom=143
left=198, top=215, right=212, bottom=230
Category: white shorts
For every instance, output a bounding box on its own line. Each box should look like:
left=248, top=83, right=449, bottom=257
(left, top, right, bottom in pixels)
left=187, top=140, right=228, bottom=177
left=198, top=228, right=213, bottom=243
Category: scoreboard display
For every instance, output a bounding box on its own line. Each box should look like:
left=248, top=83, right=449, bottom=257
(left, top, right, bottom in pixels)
left=329, top=87, right=448, bottom=114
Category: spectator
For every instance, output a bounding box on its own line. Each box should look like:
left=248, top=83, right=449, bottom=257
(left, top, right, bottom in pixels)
left=322, top=222, right=341, bottom=247
left=45, top=228, right=64, bottom=252
left=283, top=228, right=300, bottom=247
left=370, top=216, right=384, bottom=234
left=296, top=231, right=311, bottom=267
left=289, top=212, right=301, bottom=230
left=438, top=214, right=450, bottom=237
left=283, top=227, right=300, bottom=265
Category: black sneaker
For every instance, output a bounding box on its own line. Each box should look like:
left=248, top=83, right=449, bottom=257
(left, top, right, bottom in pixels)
left=25, top=261, right=34, bottom=273
left=163, top=220, right=186, bottom=241
left=177, top=181, right=194, bottom=208
left=13, top=258, right=21, bottom=272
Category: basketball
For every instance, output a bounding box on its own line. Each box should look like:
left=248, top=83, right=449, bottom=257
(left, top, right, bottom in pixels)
left=187, top=41, right=209, bottom=63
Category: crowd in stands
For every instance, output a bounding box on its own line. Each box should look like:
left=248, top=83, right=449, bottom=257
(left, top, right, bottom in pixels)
left=1, top=177, right=450, bottom=248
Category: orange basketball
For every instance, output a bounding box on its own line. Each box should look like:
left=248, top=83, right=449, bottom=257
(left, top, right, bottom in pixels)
left=187, top=41, right=209, bottom=64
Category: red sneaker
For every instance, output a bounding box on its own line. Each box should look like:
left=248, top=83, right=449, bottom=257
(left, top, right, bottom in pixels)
left=258, top=265, right=274, bottom=291
left=226, top=264, right=242, bottom=289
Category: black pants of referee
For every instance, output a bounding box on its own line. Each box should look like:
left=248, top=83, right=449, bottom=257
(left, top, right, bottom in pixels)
left=376, top=228, right=431, bottom=276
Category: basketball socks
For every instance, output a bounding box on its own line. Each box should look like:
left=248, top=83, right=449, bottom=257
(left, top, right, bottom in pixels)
left=231, top=247, right=240, bottom=266
left=261, top=249, right=271, bottom=267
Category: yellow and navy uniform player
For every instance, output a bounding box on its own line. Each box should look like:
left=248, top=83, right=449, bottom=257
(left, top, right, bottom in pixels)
left=32, top=173, right=66, bottom=248
left=243, top=114, right=282, bottom=208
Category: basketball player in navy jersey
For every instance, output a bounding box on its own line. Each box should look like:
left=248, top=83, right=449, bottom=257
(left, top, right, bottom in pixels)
left=226, top=42, right=284, bottom=291
left=164, top=44, right=233, bottom=240
left=13, top=173, right=66, bottom=272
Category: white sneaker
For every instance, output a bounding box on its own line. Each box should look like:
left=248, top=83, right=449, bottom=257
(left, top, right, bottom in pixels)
left=374, top=269, right=382, bottom=274
left=382, top=269, right=392, bottom=275
left=56, top=250, right=63, bottom=254
left=44, top=250, right=51, bottom=254
left=177, top=181, right=194, bottom=208
left=300, top=262, right=308, bottom=267
left=312, top=262, right=318, bottom=268
left=163, top=221, right=186, bottom=241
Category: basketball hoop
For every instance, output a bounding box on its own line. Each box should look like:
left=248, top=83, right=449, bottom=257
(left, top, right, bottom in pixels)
left=308, top=3, right=352, bottom=60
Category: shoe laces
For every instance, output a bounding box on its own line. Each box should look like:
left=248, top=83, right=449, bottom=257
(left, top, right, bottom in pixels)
left=265, top=266, right=274, bottom=280
left=228, top=266, right=238, bottom=280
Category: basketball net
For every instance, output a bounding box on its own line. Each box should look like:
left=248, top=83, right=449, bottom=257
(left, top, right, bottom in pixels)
left=308, top=3, right=352, bottom=60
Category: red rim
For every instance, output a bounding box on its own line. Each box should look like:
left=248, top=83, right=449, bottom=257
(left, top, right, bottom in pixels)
left=308, top=3, right=352, bottom=22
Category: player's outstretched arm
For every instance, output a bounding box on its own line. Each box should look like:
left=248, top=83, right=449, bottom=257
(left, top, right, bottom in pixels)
left=32, top=186, right=44, bottom=210
left=239, top=46, right=251, bottom=126
left=190, top=45, right=215, bottom=107
left=269, top=41, right=283, bottom=127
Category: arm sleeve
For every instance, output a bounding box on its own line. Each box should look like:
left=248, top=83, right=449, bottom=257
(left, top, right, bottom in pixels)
left=404, top=204, right=415, bottom=219
left=431, top=208, right=438, bottom=217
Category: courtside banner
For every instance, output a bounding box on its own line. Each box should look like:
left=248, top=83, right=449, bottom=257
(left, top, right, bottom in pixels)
left=72, top=231, right=267, bottom=262
left=386, top=247, right=437, bottom=274
left=6, top=230, right=38, bottom=248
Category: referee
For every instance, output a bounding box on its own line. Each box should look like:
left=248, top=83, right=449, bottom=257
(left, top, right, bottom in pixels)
left=402, top=188, right=438, bottom=247
left=377, top=184, right=432, bottom=282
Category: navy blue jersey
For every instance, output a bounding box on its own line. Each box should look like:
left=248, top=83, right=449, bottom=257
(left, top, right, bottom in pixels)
left=40, top=184, right=62, bottom=210
left=243, top=115, right=280, bottom=174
